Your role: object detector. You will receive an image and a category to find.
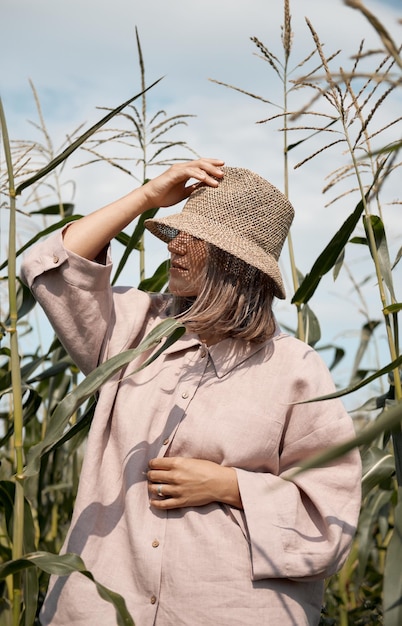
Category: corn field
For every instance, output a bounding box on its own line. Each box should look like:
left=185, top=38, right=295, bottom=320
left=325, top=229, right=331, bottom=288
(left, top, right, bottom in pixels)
left=1, top=2, right=401, bottom=624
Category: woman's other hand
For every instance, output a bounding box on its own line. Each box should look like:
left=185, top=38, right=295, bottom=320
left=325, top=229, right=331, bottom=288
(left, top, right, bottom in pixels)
left=147, top=456, right=242, bottom=510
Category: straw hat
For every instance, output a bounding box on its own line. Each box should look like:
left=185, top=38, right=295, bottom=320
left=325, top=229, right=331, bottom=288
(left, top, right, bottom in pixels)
left=144, top=167, right=295, bottom=299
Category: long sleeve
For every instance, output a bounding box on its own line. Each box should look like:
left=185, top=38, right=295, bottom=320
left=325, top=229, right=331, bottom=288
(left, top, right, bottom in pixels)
left=20, top=230, right=114, bottom=374
left=20, top=230, right=156, bottom=376
left=234, top=346, right=361, bottom=581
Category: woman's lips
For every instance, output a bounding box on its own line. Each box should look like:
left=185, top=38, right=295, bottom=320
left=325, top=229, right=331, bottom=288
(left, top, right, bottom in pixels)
left=170, top=261, right=187, bottom=271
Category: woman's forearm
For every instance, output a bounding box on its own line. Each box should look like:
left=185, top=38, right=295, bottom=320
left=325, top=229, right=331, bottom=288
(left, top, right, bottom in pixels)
left=63, top=158, right=224, bottom=260
left=63, top=186, right=151, bottom=260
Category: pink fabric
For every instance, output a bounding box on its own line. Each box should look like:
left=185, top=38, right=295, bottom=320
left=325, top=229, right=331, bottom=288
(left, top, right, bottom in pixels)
left=21, top=232, right=361, bottom=626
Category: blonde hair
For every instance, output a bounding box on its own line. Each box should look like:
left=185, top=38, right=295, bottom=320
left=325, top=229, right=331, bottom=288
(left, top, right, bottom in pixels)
left=171, top=244, right=276, bottom=343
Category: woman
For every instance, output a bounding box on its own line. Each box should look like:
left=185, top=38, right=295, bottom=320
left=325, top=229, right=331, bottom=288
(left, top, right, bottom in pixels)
left=21, top=158, right=361, bottom=625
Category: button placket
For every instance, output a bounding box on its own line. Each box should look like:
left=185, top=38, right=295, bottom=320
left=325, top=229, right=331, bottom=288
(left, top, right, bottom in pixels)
left=158, top=347, right=209, bottom=457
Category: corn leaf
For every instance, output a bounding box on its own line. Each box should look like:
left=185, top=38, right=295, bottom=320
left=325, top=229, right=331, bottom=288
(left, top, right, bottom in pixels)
left=0, top=215, right=82, bottom=271
left=0, top=552, right=135, bottom=626
left=383, top=487, right=402, bottom=626
left=24, top=320, right=184, bottom=476
left=358, top=488, right=393, bottom=581
left=292, top=159, right=386, bottom=306
left=292, top=196, right=365, bottom=305
left=361, top=447, right=395, bottom=498
left=288, top=400, right=402, bottom=476
left=15, top=78, right=163, bottom=197
left=112, top=205, right=160, bottom=285
left=295, top=354, right=402, bottom=404
left=30, top=203, right=75, bottom=216
left=138, top=260, right=169, bottom=293
left=363, top=215, right=396, bottom=301
left=302, top=303, right=321, bottom=347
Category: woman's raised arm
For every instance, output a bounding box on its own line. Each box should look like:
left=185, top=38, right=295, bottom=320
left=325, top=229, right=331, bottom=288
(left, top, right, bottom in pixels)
left=63, top=158, right=224, bottom=260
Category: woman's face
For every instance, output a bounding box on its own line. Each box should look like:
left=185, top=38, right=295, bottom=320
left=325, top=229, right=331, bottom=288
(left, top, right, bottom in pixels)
left=167, top=232, right=207, bottom=297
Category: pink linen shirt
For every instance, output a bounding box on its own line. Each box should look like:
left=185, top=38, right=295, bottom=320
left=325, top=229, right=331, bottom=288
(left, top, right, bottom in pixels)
left=21, top=232, right=361, bottom=626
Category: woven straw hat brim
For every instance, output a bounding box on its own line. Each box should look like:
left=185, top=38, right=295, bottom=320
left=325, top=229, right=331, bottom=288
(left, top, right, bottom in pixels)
left=145, top=212, right=286, bottom=299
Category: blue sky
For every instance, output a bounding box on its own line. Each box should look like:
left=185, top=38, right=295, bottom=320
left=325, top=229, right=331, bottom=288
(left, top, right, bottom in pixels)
left=1, top=0, right=401, bottom=408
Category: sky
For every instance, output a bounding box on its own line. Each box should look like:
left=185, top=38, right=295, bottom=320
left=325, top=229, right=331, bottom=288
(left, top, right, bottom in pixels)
left=1, top=0, right=401, bottom=408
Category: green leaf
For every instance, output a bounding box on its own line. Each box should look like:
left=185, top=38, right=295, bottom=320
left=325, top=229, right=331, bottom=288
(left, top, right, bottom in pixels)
left=24, top=566, right=39, bottom=626
left=42, top=397, right=96, bottom=456
left=112, top=206, right=160, bottom=285
left=0, top=552, right=135, bottom=626
left=115, top=231, right=135, bottom=248
left=301, top=303, right=321, bottom=347
left=0, top=481, right=15, bottom=536
left=297, top=353, right=402, bottom=404
left=316, top=344, right=345, bottom=371
left=0, top=481, right=37, bottom=558
left=349, top=320, right=381, bottom=385
left=333, top=248, right=345, bottom=280
left=0, top=215, right=83, bottom=271
left=349, top=236, right=367, bottom=245
left=383, top=303, right=402, bottom=315
left=2, top=282, right=37, bottom=324
left=292, top=196, right=365, bottom=305
left=363, top=215, right=396, bottom=301
left=0, top=354, right=50, bottom=396
left=393, top=426, right=402, bottom=487
left=26, top=358, right=74, bottom=384
left=383, top=487, right=402, bottom=626
left=358, top=487, right=393, bottom=581
left=139, top=260, right=169, bottom=292
left=361, top=447, right=395, bottom=498
left=292, top=158, right=386, bottom=306
left=15, top=78, right=163, bottom=197
left=24, top=320, right=185, bottom=476
left=30, top=203, right=75, bottom=216
left=287, top=400, right=402, bottom=477
left=392, top=246, right=402, bottom=270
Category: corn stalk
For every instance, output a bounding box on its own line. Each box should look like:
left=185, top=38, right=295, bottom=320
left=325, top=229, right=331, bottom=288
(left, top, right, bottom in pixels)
left=0, top=97, right=26, bottom=626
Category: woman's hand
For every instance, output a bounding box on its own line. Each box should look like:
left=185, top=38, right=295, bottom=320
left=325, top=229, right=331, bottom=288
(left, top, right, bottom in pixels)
left=147, top=456, right=242, bottom=510
left=142, top=158, right=225, bottom=209
left=63, top=157, right=224, bottom=261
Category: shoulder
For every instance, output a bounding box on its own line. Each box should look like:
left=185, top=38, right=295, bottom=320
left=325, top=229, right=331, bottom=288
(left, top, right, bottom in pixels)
left=273, top=331, right=322, bottom=360
left=105, top=288, right=172, bottom=356
left=112, top=287, right=170, bottom=318
left=263, top=331, right=335, bottom=387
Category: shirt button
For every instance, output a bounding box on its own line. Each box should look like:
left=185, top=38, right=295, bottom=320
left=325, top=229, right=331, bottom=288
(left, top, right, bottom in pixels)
left=52, top=255, right=59, bottom=264
left=162, top=438, right=170, bottom=445
left=152, top=539, right=160, bottom=548
left=181, top=391, right=189, bottom=399
left=150, top=595, right=157, bottom=605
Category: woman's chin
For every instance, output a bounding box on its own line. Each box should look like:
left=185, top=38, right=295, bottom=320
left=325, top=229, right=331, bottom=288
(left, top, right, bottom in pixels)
left=169, top=282, right=197, bottom=298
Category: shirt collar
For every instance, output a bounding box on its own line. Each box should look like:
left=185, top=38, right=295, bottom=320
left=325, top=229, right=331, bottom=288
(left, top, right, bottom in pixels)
left=162, top=322, right=281, bottom=378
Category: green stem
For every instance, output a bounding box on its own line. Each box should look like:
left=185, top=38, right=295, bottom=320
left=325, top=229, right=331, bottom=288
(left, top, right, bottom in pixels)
left=346, top=129, right=401, bottom=398
left=139, top=26, right=147, bottom=283
left=0, top=98, right=25, bottom=624
left=342, top=116, right=402, bottom=485
left=282, top=39, right=304, bottom=342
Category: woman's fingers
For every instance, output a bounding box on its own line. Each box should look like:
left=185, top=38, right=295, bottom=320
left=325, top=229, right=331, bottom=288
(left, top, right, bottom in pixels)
left=183, top=159, right=225, bottom=183
left=142, top=158, right=224, bottom=209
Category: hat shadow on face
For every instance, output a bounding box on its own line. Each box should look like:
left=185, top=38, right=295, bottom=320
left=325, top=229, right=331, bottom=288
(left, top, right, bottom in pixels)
left=145, top=167, right=294, bottom=299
